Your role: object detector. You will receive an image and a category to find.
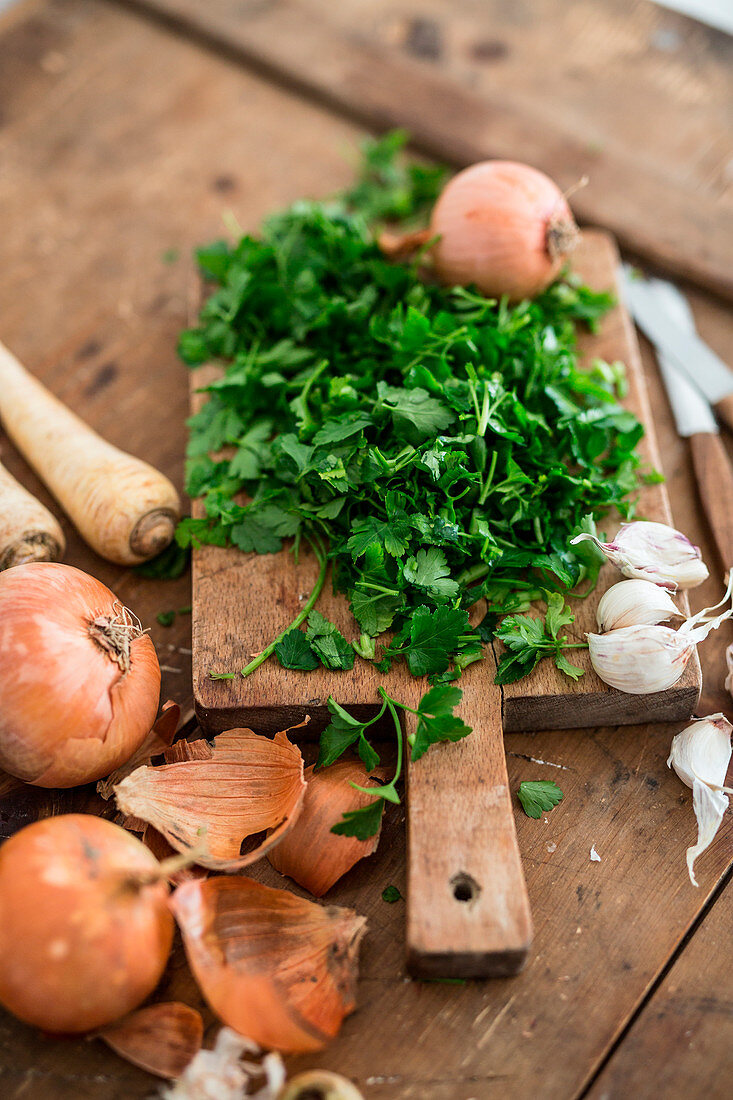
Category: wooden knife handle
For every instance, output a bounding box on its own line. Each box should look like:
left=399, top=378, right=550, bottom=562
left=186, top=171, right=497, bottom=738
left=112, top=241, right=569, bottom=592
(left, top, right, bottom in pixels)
left=712, top=395, right=733, bottom=437
left=405, top=683, right=532, bottom=978
left=689, top=431, right=733, bottom=573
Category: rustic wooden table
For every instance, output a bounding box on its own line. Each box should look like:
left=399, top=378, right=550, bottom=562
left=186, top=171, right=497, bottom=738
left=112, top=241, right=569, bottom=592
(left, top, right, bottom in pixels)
left=0, top=1, right=731, bottom=1097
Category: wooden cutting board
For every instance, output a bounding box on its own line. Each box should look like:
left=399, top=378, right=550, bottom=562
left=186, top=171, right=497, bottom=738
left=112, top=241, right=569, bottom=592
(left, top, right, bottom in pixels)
left=190, top=229, right=701, bottom=978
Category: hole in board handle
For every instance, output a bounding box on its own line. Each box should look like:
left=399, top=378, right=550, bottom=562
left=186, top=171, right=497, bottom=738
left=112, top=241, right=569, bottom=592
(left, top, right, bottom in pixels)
left=451, top=871, right=481, bottom=903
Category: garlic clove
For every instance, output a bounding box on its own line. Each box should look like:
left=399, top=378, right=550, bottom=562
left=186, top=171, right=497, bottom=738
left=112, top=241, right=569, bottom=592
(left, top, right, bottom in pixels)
left=667, top=714, right=733, bottom=886
left=667, top=713, right=733, bottom=794
left=587, top=624, right=692, bottom=693
left=589, top=574, right=733, bottom=694
left=114, top=727, right=306, bottom=871
left=572, top=520, right=708, bottom=590
left=596, top=579, right=683, bottom=632
left=161, top=1027, right=284, bottom=1100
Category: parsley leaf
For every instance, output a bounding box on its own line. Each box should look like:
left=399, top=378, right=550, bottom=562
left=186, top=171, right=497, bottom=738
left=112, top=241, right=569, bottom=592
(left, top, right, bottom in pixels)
left=274, top=629, right=319, bottom=671
left=134, top=541, right=190, bottom=580
left=517, top=780, right=564, bottom=818
left=316, top=697, right=371, bottom=769
left=331, top=798, right=385, bottom=840
left=382, top=884, right=403, bottom=903
left=388, top=607, right=478, bottom=677
left=410, top=683, right=472, bottom=761
left=403, top=548, right=460, bottom=601
left=305, top=610, right=355, bottom=670
left=495, top=594, right=586, bottom=684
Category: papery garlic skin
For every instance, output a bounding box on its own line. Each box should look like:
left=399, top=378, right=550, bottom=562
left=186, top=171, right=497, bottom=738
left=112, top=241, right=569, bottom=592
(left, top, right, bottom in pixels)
left=572, top=521, right=708, bottom=590
left=725, top=645, right=733, bottom=698
left=667, top=714, right=733, bottom=887
left=596, top=579, right=683, bottom=632
left=587, top=625, right=692, bottom=693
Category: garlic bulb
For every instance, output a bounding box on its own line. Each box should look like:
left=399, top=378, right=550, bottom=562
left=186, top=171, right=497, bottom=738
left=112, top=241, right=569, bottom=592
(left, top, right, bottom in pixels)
left=596, top=579, right=683, bottom=632
left=667, top=715, right=733, bottom=887
left=571, top=521, right=708, bottom=590
left=589, top=577, right=733, bottom=693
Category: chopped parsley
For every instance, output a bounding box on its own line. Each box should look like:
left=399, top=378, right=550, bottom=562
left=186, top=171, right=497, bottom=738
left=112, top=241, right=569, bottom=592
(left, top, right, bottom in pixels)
left=178, top=132, right=651, bottom=828
left=382, top=885, right=403, bottom=903
left=179, top=133, right=645, bottom=688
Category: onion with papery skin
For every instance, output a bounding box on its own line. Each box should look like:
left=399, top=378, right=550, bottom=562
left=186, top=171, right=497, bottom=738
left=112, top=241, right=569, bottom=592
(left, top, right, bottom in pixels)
left=0, top=815, right=174, bottom=1033
left=0, top=562, right=160, bottom=787
left=429, top=161, right=579, bottom=301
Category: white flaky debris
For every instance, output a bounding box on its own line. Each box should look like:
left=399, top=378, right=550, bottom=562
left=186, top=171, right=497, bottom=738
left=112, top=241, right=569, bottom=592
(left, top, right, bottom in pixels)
left=159, top=1028, right=286, bottom=1100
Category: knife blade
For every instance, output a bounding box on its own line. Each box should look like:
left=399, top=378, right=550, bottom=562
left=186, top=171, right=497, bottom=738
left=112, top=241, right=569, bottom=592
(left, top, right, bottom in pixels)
left=622, top=269, right=733, bottom=434
left=635, top=276, right=718, bottom=438
left=622, top=269, right=733, bottom=572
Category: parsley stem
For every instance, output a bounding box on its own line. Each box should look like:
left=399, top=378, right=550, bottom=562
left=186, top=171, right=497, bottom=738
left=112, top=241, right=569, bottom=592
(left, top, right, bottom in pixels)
left=378, top=687, right=404, bottom=789
left=478, top=449, right=498, bottom=506
left=457, top=561, right=491, bottom=586
left=240, top=533, right=328, bottom=677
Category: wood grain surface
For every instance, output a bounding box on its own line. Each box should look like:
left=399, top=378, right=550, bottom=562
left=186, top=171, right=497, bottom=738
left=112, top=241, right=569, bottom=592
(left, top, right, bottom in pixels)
left=121, top=0, right=733, bottom=302
left=0, top=0, right=731, bottom=1097
left=405, top=682, right=532, bottom=978
left=586, top=881, right=733, bottom=1100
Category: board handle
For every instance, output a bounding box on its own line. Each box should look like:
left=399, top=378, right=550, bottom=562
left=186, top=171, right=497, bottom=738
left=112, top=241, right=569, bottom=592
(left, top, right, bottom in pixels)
left=405, top=684, right=532, bottom=978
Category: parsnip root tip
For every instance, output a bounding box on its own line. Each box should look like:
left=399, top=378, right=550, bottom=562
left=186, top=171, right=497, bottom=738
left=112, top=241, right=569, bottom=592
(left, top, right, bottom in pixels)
left=129, top=509, right=178, bottom=561
left=0, top=532, right=64, bottom=571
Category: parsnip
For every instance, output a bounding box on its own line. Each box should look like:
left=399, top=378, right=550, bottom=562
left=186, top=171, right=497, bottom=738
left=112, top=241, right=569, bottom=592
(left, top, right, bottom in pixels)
left=0, top=341, right=180, bottom=565
left=0, top=458, right=65, bottom=569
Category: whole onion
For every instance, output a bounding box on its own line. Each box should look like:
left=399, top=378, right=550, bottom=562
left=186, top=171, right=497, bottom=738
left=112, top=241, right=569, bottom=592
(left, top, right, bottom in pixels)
left=0, top=815, right=174, bottom=1033
left=430, top=160, right=580, bottom=300
left=0, top=562, right=160, bottom=787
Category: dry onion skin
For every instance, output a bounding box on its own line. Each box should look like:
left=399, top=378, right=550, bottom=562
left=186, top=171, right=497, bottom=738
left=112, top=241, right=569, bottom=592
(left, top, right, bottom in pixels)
left=170, top=877, right=366, bottom=1053
left=430, top=161, right=579, bottom=300
left=141, top=824, right=208, bottom=886
left=0, top=456, right=65, bottom=569
left=0, top=815, right=174, bottom=1033
left=97, top=700, right=180, bottom=800
left=0, top=562, right=160, bottom=787
left=97, top=1002, right=204, bottom=1079
left=268, top=761, right=388, bottom=896
left=114, top=728, right=306, bottom=870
